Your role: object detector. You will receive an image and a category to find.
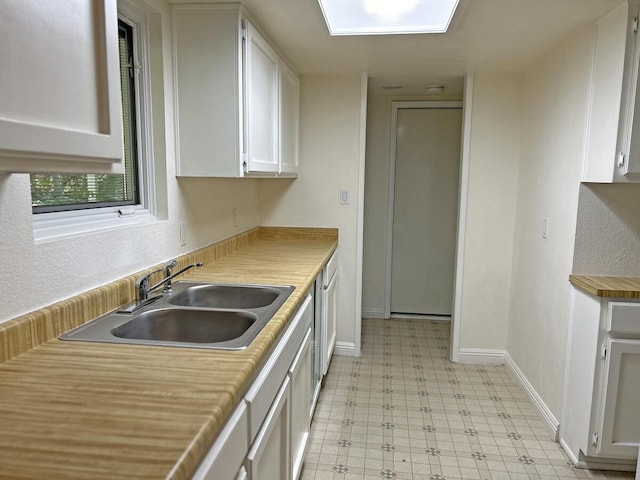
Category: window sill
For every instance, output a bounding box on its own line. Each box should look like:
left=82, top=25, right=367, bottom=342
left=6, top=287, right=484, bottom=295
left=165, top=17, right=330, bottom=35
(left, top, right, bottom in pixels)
left=33, top=205, right=156, bottom=244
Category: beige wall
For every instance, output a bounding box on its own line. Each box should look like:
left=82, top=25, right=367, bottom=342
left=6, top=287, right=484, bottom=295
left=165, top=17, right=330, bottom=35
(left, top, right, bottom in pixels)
left=507, top=25, right=595, bottom=418
left=458, top=73, right=522, bottom=352
left=259, top=75, right=365, bottom=348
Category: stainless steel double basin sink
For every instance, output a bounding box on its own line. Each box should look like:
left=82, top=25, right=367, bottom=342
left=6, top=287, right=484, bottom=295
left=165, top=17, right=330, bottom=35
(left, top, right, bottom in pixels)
left=60, top=282, right=295, bottom=350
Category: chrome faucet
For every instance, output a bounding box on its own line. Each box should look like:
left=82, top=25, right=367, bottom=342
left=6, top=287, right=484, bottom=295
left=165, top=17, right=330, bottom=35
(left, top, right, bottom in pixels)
left=141, top=260, right=203, bottom=300
left=121, top=260, right=203, bottom=313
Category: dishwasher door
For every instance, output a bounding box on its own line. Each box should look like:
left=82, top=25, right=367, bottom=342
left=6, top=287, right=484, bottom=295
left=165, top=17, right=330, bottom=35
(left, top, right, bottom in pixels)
left=310, top=277, right=323, bottom=417
left=321, top=252, right=337, bottom=376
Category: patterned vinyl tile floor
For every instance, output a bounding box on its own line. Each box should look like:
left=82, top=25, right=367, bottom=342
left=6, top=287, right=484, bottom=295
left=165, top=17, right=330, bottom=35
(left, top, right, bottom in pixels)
left=300, top=318, right=636, bottom=480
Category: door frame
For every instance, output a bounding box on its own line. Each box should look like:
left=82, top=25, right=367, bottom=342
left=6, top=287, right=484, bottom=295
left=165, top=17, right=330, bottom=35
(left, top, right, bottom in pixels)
left=384, top=89, right=473, bottom=362
left=385, top=100, right=463, bottom=318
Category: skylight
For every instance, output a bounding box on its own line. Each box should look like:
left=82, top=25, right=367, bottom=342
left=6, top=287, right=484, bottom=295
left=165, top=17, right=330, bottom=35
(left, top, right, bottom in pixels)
left=317, top=0, right=460, bottom=36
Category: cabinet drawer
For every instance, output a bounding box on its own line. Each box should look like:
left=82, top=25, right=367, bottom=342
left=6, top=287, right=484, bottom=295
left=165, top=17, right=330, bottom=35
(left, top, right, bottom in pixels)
left=607, top=302, right=640, bottom=335
left=245, top=295, right=312, bottom=441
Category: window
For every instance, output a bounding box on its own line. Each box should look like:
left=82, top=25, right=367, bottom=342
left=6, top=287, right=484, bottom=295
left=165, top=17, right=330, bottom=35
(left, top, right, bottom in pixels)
left=31, top=11, right=155, bottom=240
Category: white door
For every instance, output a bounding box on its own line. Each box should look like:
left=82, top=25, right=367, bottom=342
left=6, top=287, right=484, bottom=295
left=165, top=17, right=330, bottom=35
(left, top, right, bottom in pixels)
left=390, top=105, right=462, bottom=316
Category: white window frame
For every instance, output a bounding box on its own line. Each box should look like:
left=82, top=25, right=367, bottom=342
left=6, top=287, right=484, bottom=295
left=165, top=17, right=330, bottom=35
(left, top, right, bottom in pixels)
left=32, top=3, right=157, bottom=243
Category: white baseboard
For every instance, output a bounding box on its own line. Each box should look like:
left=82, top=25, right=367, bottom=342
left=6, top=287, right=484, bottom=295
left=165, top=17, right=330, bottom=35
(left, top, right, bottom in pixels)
left=334, top=341, right=357, bottom=356
left=362, top=309, right=386, bottom=319
left=456, top=348, right=506, bottom=364
left=391, top=313, right=451, bottom=321
left=504, top=352, right=559, bottom=439
left=559, top=438, right=579, bottom=465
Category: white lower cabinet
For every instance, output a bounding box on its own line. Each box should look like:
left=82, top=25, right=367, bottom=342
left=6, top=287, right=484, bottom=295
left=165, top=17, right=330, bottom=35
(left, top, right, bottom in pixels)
left=289, top=330, right=312, bottom=480
left=191, top=402, right=248, bottom=480
left=247, top=376, right=291, bottom=480
left=596, top=338, right=640, bottom=458
left=560, top=288, right=640, bottom=471
left=191, top=294, right=312, bottom=480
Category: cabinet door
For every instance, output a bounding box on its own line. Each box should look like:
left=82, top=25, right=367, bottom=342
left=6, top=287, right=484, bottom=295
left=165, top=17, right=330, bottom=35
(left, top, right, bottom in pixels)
left=322, top=271, right=337, bottom=375
left=173, top=5, right=243, bottom=177
left=0, top=0, right=124, bottom=174
left=622, top=1, right=640, bottom=178
left=596, top=338, right=640, bottom=457
left=279, top=61, right=299, bottom=176
left=289, top=329, right=311, bottom=480
left=244, top=21, right=279, bottom=174
left=247, top=376, right=291, bottom=480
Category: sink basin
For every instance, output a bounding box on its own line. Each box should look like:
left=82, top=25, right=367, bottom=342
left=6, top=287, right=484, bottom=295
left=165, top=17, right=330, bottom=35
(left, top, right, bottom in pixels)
left=168, top=284, right=282, bottom=309
left=60, top=281, right=295, bottom=350
left=111, top=308, right=256, bottom=343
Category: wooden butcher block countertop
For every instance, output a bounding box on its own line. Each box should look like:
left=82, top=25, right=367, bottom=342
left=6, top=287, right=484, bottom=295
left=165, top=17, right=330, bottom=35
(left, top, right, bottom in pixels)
left=569, top=274, right=640, bottom=299
left=0, top=228, right=337, bottom=480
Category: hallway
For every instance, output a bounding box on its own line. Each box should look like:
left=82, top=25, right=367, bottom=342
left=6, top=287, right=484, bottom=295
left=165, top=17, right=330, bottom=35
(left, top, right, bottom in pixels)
left=301, top=318, right=634, bottom=480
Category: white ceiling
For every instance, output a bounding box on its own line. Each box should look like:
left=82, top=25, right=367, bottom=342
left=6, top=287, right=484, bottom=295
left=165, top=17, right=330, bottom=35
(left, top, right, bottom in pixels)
left=172, top=0, right=625, bottom=95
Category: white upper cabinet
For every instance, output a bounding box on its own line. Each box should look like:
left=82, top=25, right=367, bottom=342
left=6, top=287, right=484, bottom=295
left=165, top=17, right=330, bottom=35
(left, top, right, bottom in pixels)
left=279, top=60, right=300, bottom=176
left=583, top=1, right=640, bottom=183
left=0, top=0, right=124, bottom=174
left=172, top=4, right=299, bottom=178
left=245, top=22, right=280, bottom=174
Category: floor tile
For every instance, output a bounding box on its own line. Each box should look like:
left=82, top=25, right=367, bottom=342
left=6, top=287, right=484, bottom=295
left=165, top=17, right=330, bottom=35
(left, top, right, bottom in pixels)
left=300, top=319, right=636, bottom=480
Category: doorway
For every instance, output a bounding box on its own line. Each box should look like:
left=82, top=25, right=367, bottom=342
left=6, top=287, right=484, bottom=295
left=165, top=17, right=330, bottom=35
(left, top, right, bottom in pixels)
left=386, top=101, right=462, bottom=317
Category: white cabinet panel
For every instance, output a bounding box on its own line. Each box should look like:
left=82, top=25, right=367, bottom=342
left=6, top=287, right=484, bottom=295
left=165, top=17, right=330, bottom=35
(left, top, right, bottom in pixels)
left=245, top=23, right=279, bottom=174
left=173, top=5, right=243, bottom=177
left=597, top=339, right=640, bottom=458
left=583, top=1, right=640, bottom=182
left=0, top=0, right=124, bottom=173
left=289, top=329, right=311, bottom=480
left=322, top=253, right=338, bottom=376
left=279, top=61, right=300, bottom=176
left=173, top=5, right=299, bottom=178
left=247, top=376, right=291, bottom=480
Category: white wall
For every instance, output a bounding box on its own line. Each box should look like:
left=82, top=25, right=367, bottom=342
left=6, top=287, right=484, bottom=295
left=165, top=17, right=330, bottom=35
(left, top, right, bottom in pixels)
left=573, top=183, right=640, bottom=275
left=457, top=74, right=522, bottom=352
left=507, top=25, right=595, bottom=419
left=0, top=0, right=262, bottom=323
left=259, top=75, right=365, bottom=348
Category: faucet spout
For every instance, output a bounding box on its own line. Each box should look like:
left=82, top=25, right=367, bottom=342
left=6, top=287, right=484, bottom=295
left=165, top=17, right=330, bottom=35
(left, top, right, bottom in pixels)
left=148, top=262, right=203, bottom=294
